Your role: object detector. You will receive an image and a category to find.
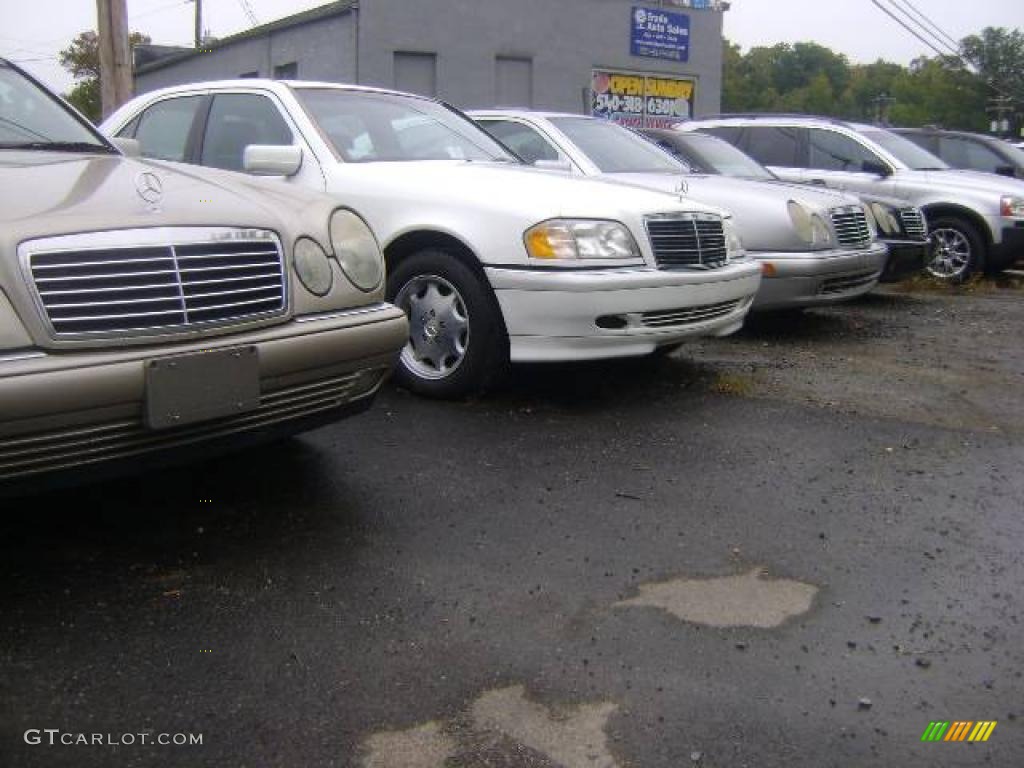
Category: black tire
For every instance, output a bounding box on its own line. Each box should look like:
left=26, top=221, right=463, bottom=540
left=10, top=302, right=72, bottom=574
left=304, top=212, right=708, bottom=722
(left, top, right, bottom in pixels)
left=386, top=248, right=508, bottom=399
left=926, top=216, right=986, bottom=283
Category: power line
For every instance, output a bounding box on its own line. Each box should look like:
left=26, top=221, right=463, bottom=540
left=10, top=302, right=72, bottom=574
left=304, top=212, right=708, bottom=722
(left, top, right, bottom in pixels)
left=129, top=0, right=192, bottom=23
left=869, top=0, right=959, bottom=63
left=870, top=0, right=1024, bottom=102
left=236, top=0, right=259, bottom=26
left=890, top=0, right=961, bottom=54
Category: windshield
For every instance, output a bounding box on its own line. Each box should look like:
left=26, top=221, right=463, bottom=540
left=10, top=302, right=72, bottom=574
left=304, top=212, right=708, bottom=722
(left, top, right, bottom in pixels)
left=549, top=117, right=684, bottom=174
left=0, top=62, right=110, bottom=150
left=862, top=129, right=950, bottom=170
left=678, top=133, right=774, bottom=179
left=293, top=88, right=515, bottom=163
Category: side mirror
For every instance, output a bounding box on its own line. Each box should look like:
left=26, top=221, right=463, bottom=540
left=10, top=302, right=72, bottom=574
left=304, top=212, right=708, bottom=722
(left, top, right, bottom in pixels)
left=111, top=137, right=141, bottom=157
left=994, top=165, right=1016, bottom=177
left=533, top=158, right=573, bottom=173
left=243, top=145, right=303, bottom=176
left=861, top=160, right=892, bottom=177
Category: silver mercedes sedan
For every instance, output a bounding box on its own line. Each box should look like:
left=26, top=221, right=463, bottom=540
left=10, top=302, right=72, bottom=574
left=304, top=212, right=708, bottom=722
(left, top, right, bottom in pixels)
left=473, top=110, right=891, bottom=311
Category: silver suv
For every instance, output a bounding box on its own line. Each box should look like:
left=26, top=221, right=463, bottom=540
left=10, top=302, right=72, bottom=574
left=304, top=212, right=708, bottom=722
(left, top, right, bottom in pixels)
left=675, top=115, right=1024, bottom=281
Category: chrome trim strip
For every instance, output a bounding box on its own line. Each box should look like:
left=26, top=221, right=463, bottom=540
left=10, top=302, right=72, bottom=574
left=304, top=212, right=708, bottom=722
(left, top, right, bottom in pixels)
left=293, top=303, right=393, bottom=324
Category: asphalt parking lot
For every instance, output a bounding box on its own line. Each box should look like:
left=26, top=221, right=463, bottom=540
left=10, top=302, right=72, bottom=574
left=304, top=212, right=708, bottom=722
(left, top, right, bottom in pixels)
left=1, top=279, right=1022, bottom=768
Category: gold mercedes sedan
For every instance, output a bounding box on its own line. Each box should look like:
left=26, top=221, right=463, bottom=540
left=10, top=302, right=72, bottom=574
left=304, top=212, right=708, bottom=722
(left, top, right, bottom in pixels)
left=0, top=59, right=407, bottom=493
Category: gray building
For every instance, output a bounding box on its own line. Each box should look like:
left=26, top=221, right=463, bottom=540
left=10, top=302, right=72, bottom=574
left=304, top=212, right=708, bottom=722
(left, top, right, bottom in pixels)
left=135, top=0, right=729, bottom=124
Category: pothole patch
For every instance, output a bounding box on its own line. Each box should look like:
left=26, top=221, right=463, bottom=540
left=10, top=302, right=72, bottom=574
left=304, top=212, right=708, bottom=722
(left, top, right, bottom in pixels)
left=361, top=721, right=456, bottom=768
left=359, top=686, right=620, bottom=768
left=471, top=685, right=620, bottom=768
left=615, top=567, right=818, bottom=628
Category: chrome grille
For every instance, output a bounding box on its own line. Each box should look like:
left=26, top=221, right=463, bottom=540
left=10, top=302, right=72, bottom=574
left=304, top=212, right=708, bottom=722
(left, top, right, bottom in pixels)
left=829, top=206, right=872, bottom=248
left=898, top=207, right=926, bottom=238
left=646, top=213, right=728, bottom=269
left=25, top=230, right=286, bottom=338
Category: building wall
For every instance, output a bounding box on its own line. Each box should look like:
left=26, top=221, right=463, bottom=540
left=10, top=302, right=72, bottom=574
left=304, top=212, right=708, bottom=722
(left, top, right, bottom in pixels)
left=134, top=1, right=724, bottom=113
left=135, top=14, right=356, bottom=94
left=358, top=0, right=725, bottom=114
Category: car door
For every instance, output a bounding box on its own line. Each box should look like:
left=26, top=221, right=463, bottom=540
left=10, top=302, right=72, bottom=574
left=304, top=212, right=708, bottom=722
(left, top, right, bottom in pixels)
left=197, top=91, right=326, bottom=191
left=938, top=135, right=1017, bottom=177
left=731, top=124, right=805, bottom=182
left=799, top=127, right=897, bottom=196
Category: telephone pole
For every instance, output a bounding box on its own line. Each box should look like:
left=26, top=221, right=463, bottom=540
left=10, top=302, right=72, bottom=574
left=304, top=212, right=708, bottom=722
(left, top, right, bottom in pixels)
left=96, top=0, right=132, bottom=119
left=871, top=93, right=896, bottom=126
left=193, top=0, right=203, bottom=48
left=986, top=96, right=1013, bottom=136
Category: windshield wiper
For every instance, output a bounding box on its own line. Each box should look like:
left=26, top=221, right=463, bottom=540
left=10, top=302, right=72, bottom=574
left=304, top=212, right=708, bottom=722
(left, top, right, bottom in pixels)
left=0, top=140, right=116, bottom=153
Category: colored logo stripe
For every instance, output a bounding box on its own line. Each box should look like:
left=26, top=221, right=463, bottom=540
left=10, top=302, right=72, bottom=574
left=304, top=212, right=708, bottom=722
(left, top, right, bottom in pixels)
left=921, top=721, right=996, bottom=742
left=969, top=722, right=997, bottom=742
left=945, top=721, right=972, bottom=741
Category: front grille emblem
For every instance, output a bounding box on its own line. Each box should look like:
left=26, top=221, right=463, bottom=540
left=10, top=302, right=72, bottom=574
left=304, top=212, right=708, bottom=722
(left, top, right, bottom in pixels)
left=135, top=171, right=164, bottom=206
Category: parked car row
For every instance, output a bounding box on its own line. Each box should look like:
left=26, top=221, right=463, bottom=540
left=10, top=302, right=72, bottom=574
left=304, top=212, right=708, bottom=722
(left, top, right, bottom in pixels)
left=669, top=114, right=1024, bottom=281
left=471, top=110, right=911, bottom=309
left=4, top=57, right=1021, bottom=490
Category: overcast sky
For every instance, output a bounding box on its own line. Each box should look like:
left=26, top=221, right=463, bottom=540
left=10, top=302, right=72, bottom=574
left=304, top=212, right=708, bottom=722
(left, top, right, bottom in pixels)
left=2, top=0, right=1021, bottom=94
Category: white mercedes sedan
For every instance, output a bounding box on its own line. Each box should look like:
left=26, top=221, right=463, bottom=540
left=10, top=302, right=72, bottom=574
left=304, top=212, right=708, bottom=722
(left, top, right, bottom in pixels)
left=102, top=81, right=761, bottom=398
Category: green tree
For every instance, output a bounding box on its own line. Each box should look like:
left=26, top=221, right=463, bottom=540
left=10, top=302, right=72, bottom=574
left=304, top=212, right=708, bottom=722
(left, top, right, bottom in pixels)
left=960, top=27, right=1024, bottom=134
left=58, top=29, right=150, bottom=121
left=720, top=30, right=1009, bottom=132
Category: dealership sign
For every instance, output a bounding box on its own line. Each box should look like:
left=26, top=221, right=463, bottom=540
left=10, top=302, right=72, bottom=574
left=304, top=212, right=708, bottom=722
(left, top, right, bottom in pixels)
left=591, top=70, right=695, bottom=129
left=630, top=6, right=690, bottom=62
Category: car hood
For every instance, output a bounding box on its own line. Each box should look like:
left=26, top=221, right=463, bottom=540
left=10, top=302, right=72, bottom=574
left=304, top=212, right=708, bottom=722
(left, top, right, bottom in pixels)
left=326, top=160, right=728, bottom=220
left=606, top=172, right=862, bottom=253
left=0, top=151, right=308, bottom=251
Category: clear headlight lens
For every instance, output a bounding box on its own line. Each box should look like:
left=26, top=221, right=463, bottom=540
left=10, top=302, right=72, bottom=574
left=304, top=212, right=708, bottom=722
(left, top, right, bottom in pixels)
left=1000, top=196, right=1024, bottom=218
left=810, top=214, right=832, bottom=246
left=524, top=219, right=640, bottom=261
left=293, top=237, right=333, bottom=296
left=787, top=200, right=815, bottom=244
left=722, top=216, right=745, bottom=261
left=330, top=208, right=383, bottom=291
left=869, top=202, right=900, bottom=235
left=788, top=200, right=833, bottom=247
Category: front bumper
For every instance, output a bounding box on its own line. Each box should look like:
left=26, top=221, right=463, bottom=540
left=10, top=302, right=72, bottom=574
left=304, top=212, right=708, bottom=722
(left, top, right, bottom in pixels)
left=990, top=223, right=1024, bottom=271
left=879, top=238, right=930, bottom=282
left=750, top=243, right=888, bottom=311
left=485, top=261, right=762, bottom=362
left=0, top=303, right=408, bottom=487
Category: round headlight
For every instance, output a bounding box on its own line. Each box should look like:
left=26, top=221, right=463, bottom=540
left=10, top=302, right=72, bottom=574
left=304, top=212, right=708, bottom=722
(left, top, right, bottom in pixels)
left=330, top=209, right=383, bottom=291
left=294, top=237, right=333, bottom=297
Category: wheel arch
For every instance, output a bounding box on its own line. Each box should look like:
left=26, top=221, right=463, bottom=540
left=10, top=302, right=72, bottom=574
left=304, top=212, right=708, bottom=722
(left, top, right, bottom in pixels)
left=383, top=230, right=491, bottom=285
left=383, top=229, right=510, bottom=343
left=920, top=204, right=993, bottom=249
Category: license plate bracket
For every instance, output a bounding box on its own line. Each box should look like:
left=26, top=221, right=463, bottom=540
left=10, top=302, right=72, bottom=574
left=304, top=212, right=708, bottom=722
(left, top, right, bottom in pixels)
left=145, top=346, right=259, bottom=430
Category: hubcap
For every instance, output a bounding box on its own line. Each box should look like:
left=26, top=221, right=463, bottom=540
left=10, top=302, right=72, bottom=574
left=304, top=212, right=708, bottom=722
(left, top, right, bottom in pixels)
left=394, top=274, right=470, bottom=380
left=927, top=227, right=971, bottom=279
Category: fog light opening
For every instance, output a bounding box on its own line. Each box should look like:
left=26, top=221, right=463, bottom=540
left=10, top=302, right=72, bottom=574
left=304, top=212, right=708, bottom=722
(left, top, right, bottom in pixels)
left=596, top=315, right=628, bottom=330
